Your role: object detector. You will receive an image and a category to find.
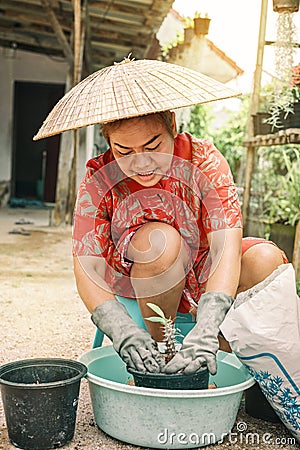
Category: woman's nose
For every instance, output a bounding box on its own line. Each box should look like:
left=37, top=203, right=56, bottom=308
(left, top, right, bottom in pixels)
left=132, top=152, right=153, bottom=168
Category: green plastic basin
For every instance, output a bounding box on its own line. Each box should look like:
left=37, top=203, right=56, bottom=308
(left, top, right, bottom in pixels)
left=78, top=346, right=254, bottom=449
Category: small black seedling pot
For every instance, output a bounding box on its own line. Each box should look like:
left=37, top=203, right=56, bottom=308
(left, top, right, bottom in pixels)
left=128, top=367, right=209, bottom=390
left=0, top=358, right=87, bottom=449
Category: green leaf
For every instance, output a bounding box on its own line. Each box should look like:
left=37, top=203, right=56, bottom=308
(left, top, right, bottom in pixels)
left=145, top=317, right=166, bottom=324
left=146, top=303, right=166, bottom=320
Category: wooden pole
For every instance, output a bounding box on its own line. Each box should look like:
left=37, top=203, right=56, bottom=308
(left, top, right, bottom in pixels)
left=67, top=0, right=81, bottom=224
left=73, top=0, right=81, bottom=86
left=53, top=0, right=87, bottom=224
left=84, top=2, right=92, bottom=75
left=242, top=145, right=256, bottom=234
left=66, top=0, right=86, bottom=224
left=242, top=0, right=268, bottom=233
left=54, top=71, right=74, bottom=225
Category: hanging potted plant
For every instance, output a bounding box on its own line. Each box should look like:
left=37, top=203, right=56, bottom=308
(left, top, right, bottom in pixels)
left=182, top=16, right=194, bottom=44
left=127, top=303, right=209, bottom=390
left=167, top=45, right=178, bottom=60
left=272, top=0, right=299, bottom=12
left=291, top=63, right=300, bottom=101
left=252, top=112, right=273, bottom=135
left=252, top=85, right=274, bottom=135
left=287, top=63, right=300, bottom=127
left=193, top=12, right=211, bottom=36
left=265, top=7, right=298, bottom=130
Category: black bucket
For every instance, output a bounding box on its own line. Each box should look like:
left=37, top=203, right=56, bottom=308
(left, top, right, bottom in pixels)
left=0, top=358, right=87, bottom=449
left=245, top=382, right=281, bottom=423
left=128, top=367, right=209, bottom=390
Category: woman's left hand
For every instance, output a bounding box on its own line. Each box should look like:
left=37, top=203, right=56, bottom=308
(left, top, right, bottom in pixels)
left=163, top=292, right=234, bottom=375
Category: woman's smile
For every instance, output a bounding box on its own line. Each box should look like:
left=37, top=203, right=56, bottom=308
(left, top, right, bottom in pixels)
left=109, top=113, right=177, bottom=186
left=135, top=170, right=156, bottom=182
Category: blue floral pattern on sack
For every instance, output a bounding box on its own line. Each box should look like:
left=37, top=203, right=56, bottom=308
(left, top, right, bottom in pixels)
left=245, top=365, right=300, bottom=433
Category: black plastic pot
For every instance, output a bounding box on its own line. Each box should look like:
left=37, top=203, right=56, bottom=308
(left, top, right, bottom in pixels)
left=286, top=101, right=300, bottom=129
left=128, top=367, right=209, bottom=390
left=252, top=112, right=273, bottom=136
left=0, top=358, right=87, bottom=450
left=245, top=382, right=281, bottom=423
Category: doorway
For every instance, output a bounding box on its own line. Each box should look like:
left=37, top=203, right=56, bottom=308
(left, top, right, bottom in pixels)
left=11, top=81, right=65, bottom=202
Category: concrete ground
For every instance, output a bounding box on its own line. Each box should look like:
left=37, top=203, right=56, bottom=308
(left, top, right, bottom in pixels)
left=0, top=206, right=298, bottom=450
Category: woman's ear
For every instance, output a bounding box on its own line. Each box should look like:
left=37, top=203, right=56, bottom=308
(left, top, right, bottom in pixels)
left=171, top=112, right=178, bottom=138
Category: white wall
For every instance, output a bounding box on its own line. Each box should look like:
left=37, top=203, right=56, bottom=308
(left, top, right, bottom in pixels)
left=156, top=11, right=183, bottom=46
left=0, top=48, right=68, bottom=182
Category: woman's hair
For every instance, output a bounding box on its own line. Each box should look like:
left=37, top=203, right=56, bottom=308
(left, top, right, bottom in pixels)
left=101, top=111, right=174, bottom=146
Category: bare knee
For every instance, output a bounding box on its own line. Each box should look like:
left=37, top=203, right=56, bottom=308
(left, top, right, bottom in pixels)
left=127, top=222, right=187, bottom=274
left=238, top=243, right=285, bottom=293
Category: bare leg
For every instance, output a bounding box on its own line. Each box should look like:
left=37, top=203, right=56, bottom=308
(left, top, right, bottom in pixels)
left=237, top=243, right=286, bottom=294
left=129, top=228, right=286, bottom=346
left=128, top=222, right=188, bottom=341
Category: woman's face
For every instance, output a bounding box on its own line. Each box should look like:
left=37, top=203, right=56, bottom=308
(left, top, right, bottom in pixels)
left=109, top=113, right=177, bottom=186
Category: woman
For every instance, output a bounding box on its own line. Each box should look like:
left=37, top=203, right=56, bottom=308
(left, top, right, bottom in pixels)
left=72, top=110, right=287, bottom=375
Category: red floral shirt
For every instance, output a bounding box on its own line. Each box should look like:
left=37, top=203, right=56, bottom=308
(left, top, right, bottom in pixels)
left=73, top=132, right=242, bottom=312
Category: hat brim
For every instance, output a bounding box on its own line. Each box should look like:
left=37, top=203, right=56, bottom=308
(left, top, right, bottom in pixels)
left=33, top=58, right=241, bottom=140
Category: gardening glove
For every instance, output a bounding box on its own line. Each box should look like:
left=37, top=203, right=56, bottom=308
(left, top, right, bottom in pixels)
left=163, top=292, right=234, bottom=375
left=92, top=300, right=165, bottom=373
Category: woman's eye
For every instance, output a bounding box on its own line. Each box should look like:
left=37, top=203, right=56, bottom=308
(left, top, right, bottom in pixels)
left=117, top=150, right=132, bottom=156
left=146, top=143, right=160, bottom=151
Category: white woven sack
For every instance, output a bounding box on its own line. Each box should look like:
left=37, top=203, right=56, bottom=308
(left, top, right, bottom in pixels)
left=220, top=263, right=300, bottom=442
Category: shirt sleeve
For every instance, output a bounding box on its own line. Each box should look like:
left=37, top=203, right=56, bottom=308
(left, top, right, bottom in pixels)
left=72, top=167, right=112, bottom=258
left=191, top=138, right=243, bottom=234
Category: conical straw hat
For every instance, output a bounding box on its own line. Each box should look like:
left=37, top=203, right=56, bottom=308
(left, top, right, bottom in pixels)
left=34, top=56, right=241, bottom=140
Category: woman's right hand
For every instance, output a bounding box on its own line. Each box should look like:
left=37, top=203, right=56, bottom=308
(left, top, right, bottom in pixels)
left=92, top=300, right=165, bottom=372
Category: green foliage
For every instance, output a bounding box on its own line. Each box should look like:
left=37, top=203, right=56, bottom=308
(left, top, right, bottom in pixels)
left=182, top=16, right=194, bottom=28
left=185, top=95, right=299, bottom=230
left=194, top=12, right=209, bottom=19
left=297, top=281, right=300, bottom=297
left=211, top=97, right=248, bottom=181
left=162, top=30, right=184, bottom=57
left=255, top=146, right=300, bottom=226
left=263, top=12, right=297, bottom=129
left=161, top=41, right=173, bottom=57
left=265, top=92, right=295, bottom=130
left=186, top=103, right=212, bottom=139
left=186, top=95, right=249, bottom=182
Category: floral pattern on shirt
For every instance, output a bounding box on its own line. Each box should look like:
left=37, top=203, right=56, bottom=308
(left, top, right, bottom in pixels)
left=73, top=132, right=242, bottom=312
